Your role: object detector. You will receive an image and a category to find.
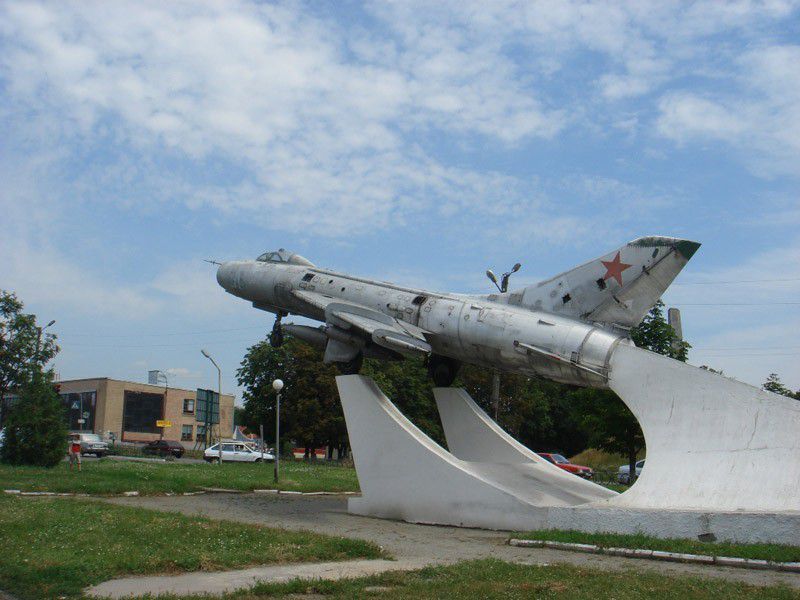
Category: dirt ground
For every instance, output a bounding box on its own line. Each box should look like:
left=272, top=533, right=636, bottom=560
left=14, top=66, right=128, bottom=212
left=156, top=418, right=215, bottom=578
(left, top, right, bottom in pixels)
left=106, top=492, right=800, bottom=590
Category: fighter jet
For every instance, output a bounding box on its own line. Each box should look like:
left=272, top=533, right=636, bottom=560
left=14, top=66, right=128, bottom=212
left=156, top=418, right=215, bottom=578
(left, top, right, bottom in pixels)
left=215, top=237, right=700, bottom=387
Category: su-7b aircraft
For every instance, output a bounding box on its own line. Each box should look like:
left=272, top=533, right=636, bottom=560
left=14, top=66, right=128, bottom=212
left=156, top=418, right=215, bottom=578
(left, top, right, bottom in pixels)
left=215, top=237, right=700, bottom=387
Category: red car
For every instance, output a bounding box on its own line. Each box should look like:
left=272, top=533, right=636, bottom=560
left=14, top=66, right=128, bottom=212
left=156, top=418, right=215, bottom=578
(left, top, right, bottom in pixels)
left=537, top=453, right=594, bottom=479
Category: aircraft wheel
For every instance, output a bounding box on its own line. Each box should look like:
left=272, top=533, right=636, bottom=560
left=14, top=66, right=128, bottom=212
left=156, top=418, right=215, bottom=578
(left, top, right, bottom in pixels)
left=337, top=352, right=364, bottom=375
left=428, top=355, right=461, bottom=387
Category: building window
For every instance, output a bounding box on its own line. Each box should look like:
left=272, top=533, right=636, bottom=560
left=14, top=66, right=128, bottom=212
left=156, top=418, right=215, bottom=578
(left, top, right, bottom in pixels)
left=197, top=425, right=206, bottom=442
left=181, top=424, right=193, bottom=441
left=183, top=399, right=194, bottom=414
left=122, top=391, right=163, bottom=433
left=60, top=391, right=97, bottom=431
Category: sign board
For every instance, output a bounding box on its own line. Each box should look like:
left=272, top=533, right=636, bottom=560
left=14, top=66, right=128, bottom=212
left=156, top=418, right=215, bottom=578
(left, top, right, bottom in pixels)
left=195, top=389, right=220, bottom=425
left=156, top=420, right=172, bottom=428
left=77, top=418, right=85, bottom=424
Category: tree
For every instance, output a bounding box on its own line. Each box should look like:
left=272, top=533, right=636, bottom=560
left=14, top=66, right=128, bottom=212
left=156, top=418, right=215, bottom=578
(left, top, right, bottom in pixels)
left=237, top=337, right=346, bottom=459
left=0, top=290, right=58, bottom=422
left=1, top=371, right=68, bottom=467
left=363, top=356, right=445, bottom=445
left=457, top=365, right=590, bottom=456
left=630, top=300, right=690, bottom=360
left=762, top=373, right=796, bottom=399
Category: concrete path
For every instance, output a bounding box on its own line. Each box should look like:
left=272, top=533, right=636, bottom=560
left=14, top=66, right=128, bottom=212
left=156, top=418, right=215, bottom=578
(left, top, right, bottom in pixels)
left=86, top=558, right=429, bottom=599
left=89, top=493, right=800, bottom=597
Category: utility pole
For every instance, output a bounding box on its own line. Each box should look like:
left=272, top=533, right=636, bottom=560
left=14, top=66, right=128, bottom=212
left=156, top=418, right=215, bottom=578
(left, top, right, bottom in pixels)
left=272, top=379, right=284, bottom=483
left=491, top=370, right=501, bottom=420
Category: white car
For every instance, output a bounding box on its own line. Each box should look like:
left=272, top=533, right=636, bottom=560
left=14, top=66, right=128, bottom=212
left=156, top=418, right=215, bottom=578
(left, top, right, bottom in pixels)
left=617, top=459, right=645, bottom=484
left=204, top=442, right=274, bottom=463
left=70, top=432, right=109, bottom=457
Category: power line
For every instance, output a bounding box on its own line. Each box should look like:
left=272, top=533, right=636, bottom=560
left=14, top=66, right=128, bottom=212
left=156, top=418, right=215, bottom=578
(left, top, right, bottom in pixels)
left=674, top=277, right=800, bottom=285
left=58, top=326, right=266, bottom=338
left=672, top=302, right=800, bottom=306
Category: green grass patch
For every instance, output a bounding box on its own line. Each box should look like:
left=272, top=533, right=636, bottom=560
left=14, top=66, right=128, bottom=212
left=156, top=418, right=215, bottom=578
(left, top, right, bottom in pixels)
left=0, top=494, right=383, bottom=599
left=514, top=529, right=800, bottom=563
left=154, top=558, right=799, bottom=599
left=0, top=459, right=359, bottom=495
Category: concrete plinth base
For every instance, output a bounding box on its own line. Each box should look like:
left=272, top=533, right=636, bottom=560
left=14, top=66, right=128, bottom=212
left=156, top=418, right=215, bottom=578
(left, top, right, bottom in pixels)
left=544, top=506, right=800, bottom=546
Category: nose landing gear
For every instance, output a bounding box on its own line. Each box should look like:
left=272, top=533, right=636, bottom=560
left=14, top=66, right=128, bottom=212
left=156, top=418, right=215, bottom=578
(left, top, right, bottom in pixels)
left=269, top=313, right=287, bottom=348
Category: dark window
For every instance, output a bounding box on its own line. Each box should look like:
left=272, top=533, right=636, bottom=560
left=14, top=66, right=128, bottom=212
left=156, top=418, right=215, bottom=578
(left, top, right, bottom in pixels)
left=122, top=391, right=163, bottom=433
left=412, top=295, right=427, bottom=305
left=183, top=398, right=194, bottom=414
left=60, top=391, right=97, bottom=431
left=181, top=424, right=193, bottom=441
left=302, top=273, right=315, bottom=282
left=562, top=293, right=571, bottom=304
left=596, top=278, right=606, bottom=290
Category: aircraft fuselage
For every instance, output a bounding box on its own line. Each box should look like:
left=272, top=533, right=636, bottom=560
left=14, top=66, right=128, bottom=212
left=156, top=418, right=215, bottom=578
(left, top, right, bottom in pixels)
left=216, top=257, right=628, bottom=388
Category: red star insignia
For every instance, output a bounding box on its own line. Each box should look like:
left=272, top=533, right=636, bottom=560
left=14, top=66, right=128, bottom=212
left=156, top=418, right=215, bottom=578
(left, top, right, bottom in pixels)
left=601, top=251, right=632, bottom=286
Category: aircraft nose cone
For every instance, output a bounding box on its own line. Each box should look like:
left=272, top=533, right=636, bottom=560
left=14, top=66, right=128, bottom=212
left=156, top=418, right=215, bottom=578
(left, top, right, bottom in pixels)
left=216, top=262, right=235, bottom=290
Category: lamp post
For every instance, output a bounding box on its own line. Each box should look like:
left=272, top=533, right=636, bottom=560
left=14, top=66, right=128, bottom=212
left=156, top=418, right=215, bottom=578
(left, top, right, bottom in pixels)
left=152, top=370, right=169, bottom=440
left=272, top=378, right=284, bottom=483
left=201, top=349, right=222, bottom=465
left=32, top=319, right=56, bottom=376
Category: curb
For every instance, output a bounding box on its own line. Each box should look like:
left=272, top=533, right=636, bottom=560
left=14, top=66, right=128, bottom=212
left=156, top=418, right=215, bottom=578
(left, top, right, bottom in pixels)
left=5, top=488, right=358, bottom=498
left=508, top=539, right=800, bottom=573
left=253, top=489, right=358, bottom=496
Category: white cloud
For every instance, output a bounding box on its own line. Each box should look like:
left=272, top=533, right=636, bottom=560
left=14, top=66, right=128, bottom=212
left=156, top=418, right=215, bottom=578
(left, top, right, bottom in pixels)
left=656, top=44, right=800, bottom=177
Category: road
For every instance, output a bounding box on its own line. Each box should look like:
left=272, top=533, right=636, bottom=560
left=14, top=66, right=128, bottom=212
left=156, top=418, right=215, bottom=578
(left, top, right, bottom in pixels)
left=107, top=492, right=800, bottom=590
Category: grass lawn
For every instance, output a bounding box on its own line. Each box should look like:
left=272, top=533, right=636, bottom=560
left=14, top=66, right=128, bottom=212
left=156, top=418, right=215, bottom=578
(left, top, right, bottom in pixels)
left=514, top=529, right=800, bottom=563
left=0, top=458, right=359, bottom=495
left=155, top=559, right=800, bottom=599
left=0, top=495, right=383, bottom=600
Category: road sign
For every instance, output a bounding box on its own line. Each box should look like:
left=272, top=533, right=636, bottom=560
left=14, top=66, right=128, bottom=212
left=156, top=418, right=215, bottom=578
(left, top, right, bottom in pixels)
left=195, top=389, right=220, bottom=425
left=71, top=401, right=79, bottom=409
left=156, top=420, right=172, bottom=428
left=77, top=418, right=85, bottom=424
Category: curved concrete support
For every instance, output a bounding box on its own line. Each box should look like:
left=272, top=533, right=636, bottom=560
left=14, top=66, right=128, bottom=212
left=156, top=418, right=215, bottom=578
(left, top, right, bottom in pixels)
left=336, top=375, right=543, bottom=529
left=434, top=387, right=615, bottom=505
left=605, top=343, right=800, bottom=512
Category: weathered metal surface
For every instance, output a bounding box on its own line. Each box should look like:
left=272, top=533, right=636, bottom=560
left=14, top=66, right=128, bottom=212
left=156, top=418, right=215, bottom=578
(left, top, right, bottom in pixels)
left=216, top=237, right=683, bottom=384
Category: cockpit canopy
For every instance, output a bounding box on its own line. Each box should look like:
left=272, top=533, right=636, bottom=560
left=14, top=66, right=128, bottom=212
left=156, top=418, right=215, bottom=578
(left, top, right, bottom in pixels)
left=256, top=248, right=315, bottom=267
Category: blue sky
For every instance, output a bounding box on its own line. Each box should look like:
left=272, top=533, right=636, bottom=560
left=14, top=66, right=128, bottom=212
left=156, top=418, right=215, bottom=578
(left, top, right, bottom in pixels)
left=1, top=0, right=799, bottom=400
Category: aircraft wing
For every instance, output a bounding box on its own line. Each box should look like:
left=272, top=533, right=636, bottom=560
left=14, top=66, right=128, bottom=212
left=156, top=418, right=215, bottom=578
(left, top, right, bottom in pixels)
left=291, top=290, right=432, bottom=356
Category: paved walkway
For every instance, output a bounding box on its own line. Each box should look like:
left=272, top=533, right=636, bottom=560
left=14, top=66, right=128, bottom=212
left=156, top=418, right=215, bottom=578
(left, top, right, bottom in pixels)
left=86, top=558, right=429, bottom=598
left=85, top=493, right=800, bottom=597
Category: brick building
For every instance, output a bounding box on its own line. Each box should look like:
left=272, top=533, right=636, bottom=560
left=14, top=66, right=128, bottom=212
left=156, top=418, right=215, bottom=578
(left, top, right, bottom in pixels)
left=56, top=377, right=234, bottom=443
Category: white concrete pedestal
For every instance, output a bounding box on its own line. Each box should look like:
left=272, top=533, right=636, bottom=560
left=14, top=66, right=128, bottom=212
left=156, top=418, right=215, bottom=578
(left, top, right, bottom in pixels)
left=336, top=363, right=800, bottom=544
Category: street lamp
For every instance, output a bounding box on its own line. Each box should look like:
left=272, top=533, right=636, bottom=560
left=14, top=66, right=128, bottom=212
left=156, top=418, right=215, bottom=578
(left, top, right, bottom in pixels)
left=272, top=378, right=284, bottom=483
left=32, top=319, right=56, bottom=372
left=201, top=349, right=223, bottom=465
left=152, top=370, right=169, bottom=441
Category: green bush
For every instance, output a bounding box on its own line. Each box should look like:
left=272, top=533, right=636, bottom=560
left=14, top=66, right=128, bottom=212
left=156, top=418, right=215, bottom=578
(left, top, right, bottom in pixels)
left=1, top=373, right=67, bottom=467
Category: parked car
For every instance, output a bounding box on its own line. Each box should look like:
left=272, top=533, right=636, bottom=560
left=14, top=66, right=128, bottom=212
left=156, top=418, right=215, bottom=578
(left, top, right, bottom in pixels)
left=143, top=440, right=185, bottom=458
left=69, top=432, right=109, bottom=457
left=537, top=452, right=594, bottom=479
left=617, top=459, right=646, bottom=484
left=204, top=441, right=274, bottom=463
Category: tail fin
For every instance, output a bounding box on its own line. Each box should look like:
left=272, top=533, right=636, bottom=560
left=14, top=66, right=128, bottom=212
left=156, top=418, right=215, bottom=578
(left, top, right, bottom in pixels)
left=508, top=236, right=700, bottom=329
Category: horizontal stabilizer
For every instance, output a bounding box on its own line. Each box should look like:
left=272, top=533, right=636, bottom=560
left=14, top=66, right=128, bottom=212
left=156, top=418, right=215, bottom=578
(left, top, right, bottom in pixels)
left=508, top=236, right=700, bottom=329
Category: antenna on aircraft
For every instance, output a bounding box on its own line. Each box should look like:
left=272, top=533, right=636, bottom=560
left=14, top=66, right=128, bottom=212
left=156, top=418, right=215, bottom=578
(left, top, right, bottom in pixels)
left=204, top=259, right=222, bottom=266
left=487, top=263, right=522, bottom=293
